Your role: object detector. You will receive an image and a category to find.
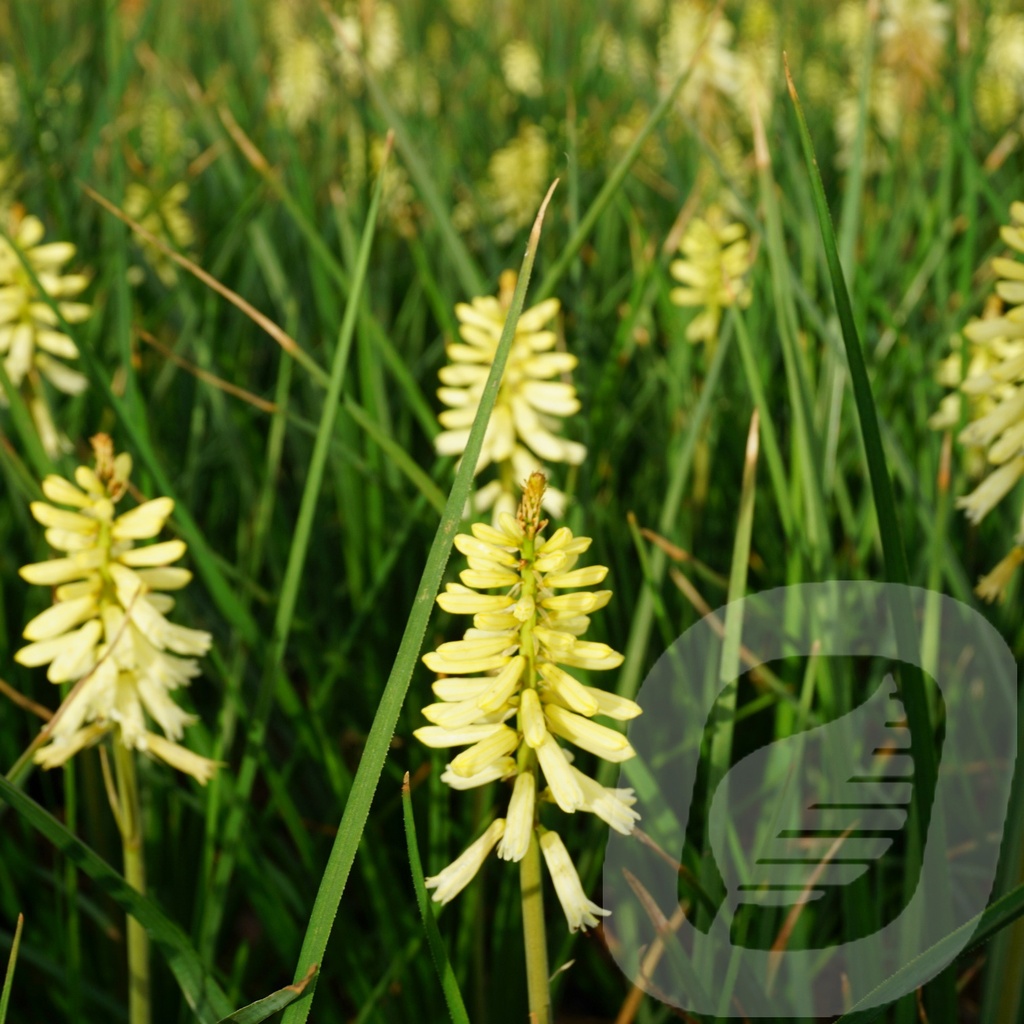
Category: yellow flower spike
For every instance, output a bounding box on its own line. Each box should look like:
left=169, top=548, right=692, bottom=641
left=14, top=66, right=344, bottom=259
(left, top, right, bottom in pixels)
left=14, top=433, right=217, bottom=785
left=941, top=201, right=1024, bottom=593
left=670, top=204, right=754, bottom=348
left=0, top=209, right=92, bottom=453
left=436, top=272, right=586, bottom=520
left=418, top=473, right=641, bottom=932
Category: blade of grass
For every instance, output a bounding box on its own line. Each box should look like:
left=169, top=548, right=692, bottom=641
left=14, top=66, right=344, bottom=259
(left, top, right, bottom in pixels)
left=215, top=964, right=318, bottom=1024
left=0, top=913, right=22, bottom=1024
left=0, top=775, right=232, bottom=1022
left=785, top=57, right=952, bottom=1021
left=280, top=181, right=559, bottom=1024
left=401, top=773, right=471, bottom=1024
left=197, top=132, right=394, bottom=960
left=832, top=878, right=1024, bottom=1024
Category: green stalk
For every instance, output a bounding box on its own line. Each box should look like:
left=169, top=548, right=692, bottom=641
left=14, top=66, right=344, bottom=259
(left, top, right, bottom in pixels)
left=520, top=832, right=551, bottom=1024
left=113, top=741, right=150, bottom=1024
left=518, top=527, right=550, bottom=1024
left=0, top=913, right=23, bottom=1024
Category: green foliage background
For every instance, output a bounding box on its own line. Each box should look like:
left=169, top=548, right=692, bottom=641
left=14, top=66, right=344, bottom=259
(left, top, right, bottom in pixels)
left=1, top=0, right=1023, bottom=1021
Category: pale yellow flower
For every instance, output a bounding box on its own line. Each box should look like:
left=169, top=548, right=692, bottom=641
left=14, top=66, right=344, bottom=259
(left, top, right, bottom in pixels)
left=879, top=0, right=950, bottom=108
left=669, top=204, right=754, bottom=345
left=124, top=182, right=196, bottom=287
left=331, top=2, right=402, bottom=91
left=657, top=0, right=739, bottom=122
left=15, top=435, right=217, bottom=784
left=501, top=40, right=543, bottom=98
left=975, top=14, right=1024, bottom=133
left=273, top=36, right=328, bottom=131
left=417, top=475, right=640, bottom=931
left=0, top=211, right=91, bottom=394
left=484, top=123, right=550, bottom=244
left=435, top=271, right=585, bottom=519
left=949, top=202, right=1024, bottom=597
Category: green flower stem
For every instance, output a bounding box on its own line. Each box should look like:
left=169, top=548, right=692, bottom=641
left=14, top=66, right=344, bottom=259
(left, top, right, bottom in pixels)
left=516, top=527, right=550, bottom=1022
left=520, top=830, right=551, bottom=1024
left=113, top=740, right=150, bottom=1024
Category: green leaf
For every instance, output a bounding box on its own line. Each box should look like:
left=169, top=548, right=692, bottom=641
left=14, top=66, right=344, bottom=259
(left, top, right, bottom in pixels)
left=216, top=964, right=319, bottom=1024
left=833, top=880, right=1024, bottom=1024
left=785, top=59, right=950, bottom=1017
left=0, top=774, right=233, bottom=1023
left=197, top=131, right=393, bottom=959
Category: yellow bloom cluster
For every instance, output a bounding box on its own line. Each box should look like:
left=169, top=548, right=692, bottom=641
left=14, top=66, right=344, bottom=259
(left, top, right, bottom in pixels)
left=0, top=211, right=90, bottom=395
left=15, top=435, right=217, bottom=783
left=416, top=473, right=640, bottom=932
left=124, top=182, right=196, bottom=287
left=669, top=205, right=753, bottom=346
left=435, top=271, right=585, bottom=520
left=947, top=202, right=1024, bottom=599
left=484, top=123, right=550, bottom=244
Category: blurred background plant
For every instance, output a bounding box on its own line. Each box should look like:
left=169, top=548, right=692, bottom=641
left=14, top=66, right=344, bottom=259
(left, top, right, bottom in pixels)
left=0, top=0, right=1023, bottom=1022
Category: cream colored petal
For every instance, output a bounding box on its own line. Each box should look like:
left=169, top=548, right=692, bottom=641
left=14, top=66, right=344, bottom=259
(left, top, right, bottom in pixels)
left=520, top=380, right=580, bottom=417
left=497, top=772, right=535, bottom=862
left=540, top=830, right=611, bottom=932
left=432, top=677, right=492, bottom=701
left=422, top=651, right=513, bottom=675
left=34, top=329, right=79, bottom=358
left=476, top=655, right=526, bottom=713
left=23, top=595, right=98, bottom=641
left=41, top=475, right=91, bottom=508
left=56, top=301, right=92, bottom=323
left=517, top=298, right=560, bottom=332
left=119, top=540, right=187, bottom=567
left=448, top=724, right=519, bottom=776
left=541, top=591, right=612, bottom=615
left=440, top=758, right=516, bottom=790
left=19, top=557, right=91, bottom=586
left=414, top=723, right=505, bottom=747
left=421, top=697, right=492, bottom=729
left=134, top=567, right=193, bottom=591
left=48, top=619, right=104, bottom=682
left=435, top=428, right=471, bottom=457
left=436, top=591, right=514, bottom=615
left=112, top=497, right=175, bottom=540
left=143, top=732, right=219, bottom=784
left=544, top=704, right=635, bottom=762
left=537, top=662, right=600, bottom=715
left=34, top=723, right=110, bottom=770
left=425, top=818, right=505, bottom=904
left=535, top=734, right=584, bottom=812
left=35, top=353, right=88, bottom=395
left=554, top=640, right=624, bottom=671
left=544, top=565, right=609, bottom=588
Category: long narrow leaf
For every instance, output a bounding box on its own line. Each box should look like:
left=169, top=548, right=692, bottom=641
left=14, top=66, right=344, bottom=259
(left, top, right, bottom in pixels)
left=784, top=59, right=938, bottom=822
left=281, top=181, right=559, bottom=1024
left=833, top=879, right=1024, bottom=1024
left=0, top=913, right=23, bottom=1024
left=216, top=964, right=318, bottom=1024
left=0, top=775, right=232, bottom=1023
left=198, top=132, right=393, bottom=959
